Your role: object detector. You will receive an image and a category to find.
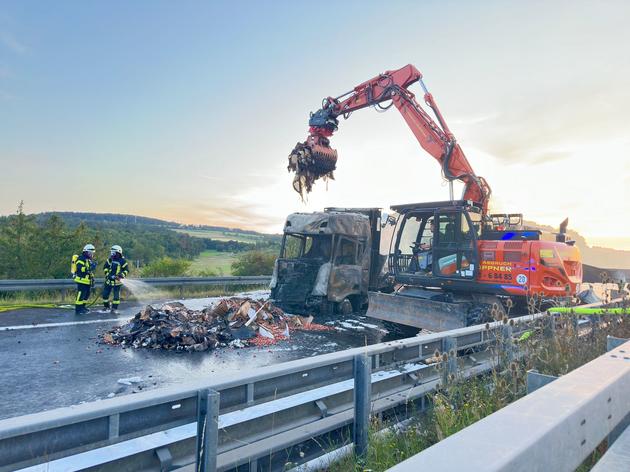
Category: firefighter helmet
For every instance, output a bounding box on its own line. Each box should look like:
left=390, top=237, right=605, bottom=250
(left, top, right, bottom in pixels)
left=110, top=245, right=123, bottom=256
left=83, top=244, right=95, bottom=258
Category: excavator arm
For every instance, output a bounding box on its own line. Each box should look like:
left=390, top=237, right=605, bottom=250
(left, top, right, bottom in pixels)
left=288, top=64, right=491, bottom=214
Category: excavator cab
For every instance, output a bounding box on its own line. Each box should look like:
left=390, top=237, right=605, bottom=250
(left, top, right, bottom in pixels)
left=390, top=201, right=482, bottom=285
left=366, top=201, right=486, bottom=332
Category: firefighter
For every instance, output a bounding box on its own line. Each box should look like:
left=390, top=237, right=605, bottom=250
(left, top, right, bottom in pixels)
left=73, top=244, right=96, bottom=315
left=101, top=245, right=129, bottom=314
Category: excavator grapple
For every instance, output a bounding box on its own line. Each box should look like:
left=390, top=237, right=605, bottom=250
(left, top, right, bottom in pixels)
left=288, top=138, right=337, bottom=198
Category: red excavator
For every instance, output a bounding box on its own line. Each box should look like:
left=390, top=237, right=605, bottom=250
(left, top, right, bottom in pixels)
left=288, top=64, right=583, bottom=330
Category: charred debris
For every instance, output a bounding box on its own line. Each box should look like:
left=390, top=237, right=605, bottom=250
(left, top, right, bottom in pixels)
left=102, top=298, right=331, bottom=352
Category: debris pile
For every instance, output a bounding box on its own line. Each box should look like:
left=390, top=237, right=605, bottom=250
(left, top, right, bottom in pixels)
left=102, top=298, right=332, bottom=352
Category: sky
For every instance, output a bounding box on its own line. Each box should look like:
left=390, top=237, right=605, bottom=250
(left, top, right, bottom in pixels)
left=1, top=1, right=629, bottom=249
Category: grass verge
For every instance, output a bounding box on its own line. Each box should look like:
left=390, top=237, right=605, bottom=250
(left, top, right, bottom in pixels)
left=322, top=311, right=630, bottom=472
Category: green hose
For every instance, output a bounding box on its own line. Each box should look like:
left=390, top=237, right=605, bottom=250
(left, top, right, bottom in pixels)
left=0, top=303, right=66, bottom=313
left=547, top=307, right=630, bottom=315
left=0, top=285, right=101, bottom=313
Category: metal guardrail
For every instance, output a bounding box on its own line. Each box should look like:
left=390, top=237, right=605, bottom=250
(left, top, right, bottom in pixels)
left=0, top=276, right=271, bottom=292
left=386, top=337, right=630, bottom=472
left=0, top=308, right=548, bottom=472
left=2, top=296, right=622, bottom=471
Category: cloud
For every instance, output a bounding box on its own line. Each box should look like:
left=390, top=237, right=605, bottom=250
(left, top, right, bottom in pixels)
left=0, top=30, right=27, bottom=54
left=454, top=81, right=630, bottom=168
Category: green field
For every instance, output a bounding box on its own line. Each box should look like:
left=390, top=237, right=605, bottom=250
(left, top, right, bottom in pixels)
left=188, top=250, right=238, bottom=275
left=175, top=228, right=266, bottom=244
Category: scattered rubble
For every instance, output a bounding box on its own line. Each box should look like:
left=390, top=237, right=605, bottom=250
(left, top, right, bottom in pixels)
left=102, top=298, right=332, bottom=352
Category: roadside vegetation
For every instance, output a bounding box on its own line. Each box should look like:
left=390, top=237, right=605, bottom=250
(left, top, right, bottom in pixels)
left=140, top=257, right=192, bottom=277
left=0, top=203, right=277, bottom=308
left=231, top=250, right=277, bottom=276
left=0, top=202, right=279, bottom=280
left=321, top=310, right=630, bottom=472
left=188, top=250, right=238, bottom=276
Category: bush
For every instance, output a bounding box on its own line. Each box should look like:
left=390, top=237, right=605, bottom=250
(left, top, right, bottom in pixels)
left=231, top=251, right=276, bottom=276
left=140, top=257, right=191, bottom=277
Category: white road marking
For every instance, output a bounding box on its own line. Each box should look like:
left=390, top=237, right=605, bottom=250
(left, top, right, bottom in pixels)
left=0, top=317, right=133, bottom=331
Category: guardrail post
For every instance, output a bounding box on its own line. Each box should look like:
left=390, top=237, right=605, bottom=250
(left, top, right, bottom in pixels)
left=353, top=353, right=371, bottom=458
left=543, top=313, right=555, bottom=339
left=501, top=324, right=514, bottom=365
left=108, top=413, right=120, bottom=439
left=571, top=312, right=579, bottom=333
left=197, top=388, right=220, bottom=472
left=442, top=337, right=457, bottom=384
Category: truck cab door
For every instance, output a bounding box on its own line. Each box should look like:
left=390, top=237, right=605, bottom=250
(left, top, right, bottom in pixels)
left=328, top=236, right=362, bottom=303
left=433, top=210, right=478, bottom=279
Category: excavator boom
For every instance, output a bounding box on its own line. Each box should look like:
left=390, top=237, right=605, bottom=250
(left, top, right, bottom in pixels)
left=288, top=64, right=491, bottom=213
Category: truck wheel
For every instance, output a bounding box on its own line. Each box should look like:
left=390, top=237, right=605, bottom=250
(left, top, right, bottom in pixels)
left=338, top=298, right=353, bottom=316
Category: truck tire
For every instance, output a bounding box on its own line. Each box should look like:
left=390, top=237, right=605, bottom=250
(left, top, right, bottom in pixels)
left=337, top=298, right=353, bottom=316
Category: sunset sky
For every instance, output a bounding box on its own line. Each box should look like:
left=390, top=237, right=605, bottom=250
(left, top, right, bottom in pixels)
left=1, top=1, right=628, bottom=249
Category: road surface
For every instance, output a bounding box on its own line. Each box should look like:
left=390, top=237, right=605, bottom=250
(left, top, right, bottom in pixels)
left=0, top=294, right=416, bottom=420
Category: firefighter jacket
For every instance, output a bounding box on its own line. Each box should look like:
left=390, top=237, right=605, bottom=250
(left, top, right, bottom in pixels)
left=104, top=256, right=129, bottom=286
left=74, top=254, right=94, bottom=285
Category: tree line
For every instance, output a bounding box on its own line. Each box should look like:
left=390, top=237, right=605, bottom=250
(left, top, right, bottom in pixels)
left=0, top=203, right=276, bottom=279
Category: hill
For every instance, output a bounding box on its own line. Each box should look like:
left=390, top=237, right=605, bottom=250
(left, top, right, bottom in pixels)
left=524, top=220, right=630, bottom=270
left=36, top=212, right=178, bottom=228
left=36, top=212, right=280, bottom=239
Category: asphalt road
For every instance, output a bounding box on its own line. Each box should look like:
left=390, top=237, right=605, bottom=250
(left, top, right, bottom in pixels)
left=0, top=295, right=416, bottom=421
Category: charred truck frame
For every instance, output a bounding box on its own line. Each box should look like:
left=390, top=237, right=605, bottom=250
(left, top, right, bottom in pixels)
left=270, top=208, right=386, bottom=315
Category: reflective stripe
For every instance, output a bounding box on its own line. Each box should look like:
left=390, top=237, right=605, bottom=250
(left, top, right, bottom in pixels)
left=74, top=257, right=93, bottom=284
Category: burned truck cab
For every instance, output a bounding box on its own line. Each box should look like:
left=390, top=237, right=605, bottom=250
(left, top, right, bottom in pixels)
left=270, top=208, right=385, bottom=315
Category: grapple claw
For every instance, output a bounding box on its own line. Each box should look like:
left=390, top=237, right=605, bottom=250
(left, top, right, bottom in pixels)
left=288, top=138, right=338, bottom=199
